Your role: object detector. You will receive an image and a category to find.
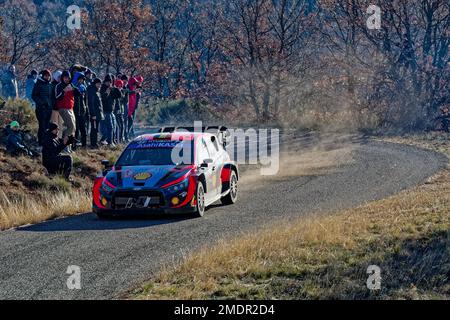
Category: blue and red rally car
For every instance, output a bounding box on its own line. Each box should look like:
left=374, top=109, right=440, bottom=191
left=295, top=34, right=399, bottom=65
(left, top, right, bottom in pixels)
left=92, top=127, right=238, bottom=218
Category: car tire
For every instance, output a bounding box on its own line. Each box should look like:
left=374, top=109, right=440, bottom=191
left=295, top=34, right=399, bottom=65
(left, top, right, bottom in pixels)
left=194, top=182, right=206, bottom=217
left=221, top=171, right=238, bottom=205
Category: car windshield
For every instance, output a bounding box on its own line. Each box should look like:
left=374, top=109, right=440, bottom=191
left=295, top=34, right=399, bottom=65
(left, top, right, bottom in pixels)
left=116, top=140, right=194, bottom=166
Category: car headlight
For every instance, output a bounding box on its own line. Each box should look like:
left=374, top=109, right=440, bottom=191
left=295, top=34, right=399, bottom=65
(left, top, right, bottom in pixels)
left=165, top=179, right=189, bottom=194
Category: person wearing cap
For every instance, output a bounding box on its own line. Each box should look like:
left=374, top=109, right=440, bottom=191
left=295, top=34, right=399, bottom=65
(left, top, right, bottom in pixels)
left=100, top=74, right=118, bottom=147
left=32, top=69, right=53, bottom=146
left=25, top=69, right=38, bottom=106
left=72, top=72, right=88, bottom=149
left=84, top=69, right=93, bottom=87
left=87, top=78, right=104, bottom=148
left=5, top=121, right=33, bottom=156
left=120, top=75, right=130, bottom=141
left=55, top=70, right=77, bottom=150
left=42, top=122, right=74, bottom=180
left=126, top=77, right=138, bottom=139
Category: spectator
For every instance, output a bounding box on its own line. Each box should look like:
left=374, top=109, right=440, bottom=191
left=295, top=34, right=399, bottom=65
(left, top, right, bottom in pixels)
left=25, top=70, right=38, bottom=106
left=5, top=121, right=34, bottom=156
left=84, top=69, right=93, bottom=87
left=55, top=70, right=77, bottom=151
left=127, top=76, right=143, bottom=138
left=1, top=65, right=19, bottom=100
left=42, top=122, right=74, bottom=181
left=69, top=64, right=87, bottom=79
left=127, top=77, right=138, bottom=139
left=32, top=69, right=53, bottom=146
left=87, top=78, right=104, bottom=149
left=72, top=72, right=88, bottom=149
left=100, top=74, right=117, bottom=147
left=120, top=75, right=129, bottom=141
left=113, top=79, right=124, bottom=144
left=50, top=70, right=64, bottom=139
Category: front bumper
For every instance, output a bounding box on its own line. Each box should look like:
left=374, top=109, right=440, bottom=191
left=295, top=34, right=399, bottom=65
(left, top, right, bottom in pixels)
left=93, top=187, right=196, bottom=216
left=93, top=205, right=196, bottom=216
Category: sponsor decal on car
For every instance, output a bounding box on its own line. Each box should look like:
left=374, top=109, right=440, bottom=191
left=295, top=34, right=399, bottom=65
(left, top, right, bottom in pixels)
left=124, top=169, right=133, bottom=178
left=129, top=141, right=181, bottom=149
left=134, top=172, right=152, bottom=181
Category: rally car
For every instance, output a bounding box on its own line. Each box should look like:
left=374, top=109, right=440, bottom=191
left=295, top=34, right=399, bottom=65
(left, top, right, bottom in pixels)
left=92, top=127, right=238, bottom=218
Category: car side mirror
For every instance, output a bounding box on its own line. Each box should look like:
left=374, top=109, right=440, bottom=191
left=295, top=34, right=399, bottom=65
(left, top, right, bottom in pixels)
left=200, top=158, right=213, bottom=168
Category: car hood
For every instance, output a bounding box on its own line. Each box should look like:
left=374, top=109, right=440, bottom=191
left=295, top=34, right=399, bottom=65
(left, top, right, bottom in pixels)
left=105, top=165, right=193, bottom=189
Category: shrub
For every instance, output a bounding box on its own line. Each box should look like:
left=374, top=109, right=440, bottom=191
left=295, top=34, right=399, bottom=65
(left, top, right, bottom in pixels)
left=48, top=176, right=72, bottom=193
left=0, top=98, right=37, bottom=133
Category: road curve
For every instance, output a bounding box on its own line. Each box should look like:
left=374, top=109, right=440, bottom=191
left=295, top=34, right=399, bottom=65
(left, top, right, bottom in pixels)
left=0, top=137, right=447, bottom=299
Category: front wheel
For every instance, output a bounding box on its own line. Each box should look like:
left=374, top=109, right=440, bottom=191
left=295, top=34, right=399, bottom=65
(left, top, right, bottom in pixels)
left=193, top=182, right=206, bottom=217
left=221, top=171, right=238, bottom=205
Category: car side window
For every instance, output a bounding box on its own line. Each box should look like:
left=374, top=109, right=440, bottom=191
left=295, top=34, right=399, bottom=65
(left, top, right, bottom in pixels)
left=211, top=137, right=220, bottom=153
left=198, top=139, right=211, bottom=164
left=205, top=137, right=219, bottom=158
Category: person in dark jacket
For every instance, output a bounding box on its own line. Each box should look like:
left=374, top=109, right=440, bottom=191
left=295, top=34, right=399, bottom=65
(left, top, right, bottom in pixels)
left=32, top=69, right=53, bottom=146
left=25, top=70, right=38, bottom=105
left=120, top=75, right=130, bottom=141
left=87, top=78, right=103, bottom=148
left=72, top=72, right=88, bottom=149
left=1, top=65, right=19, bottom=100
left=113, top=79, right=124, bottom=144
left=5, top=121, right=34, bottom=156
left=100, top=74, right=117, bottom=146
left=84, top=69, right=93, bottom=87
left=42, top=122, right=74, bottom=180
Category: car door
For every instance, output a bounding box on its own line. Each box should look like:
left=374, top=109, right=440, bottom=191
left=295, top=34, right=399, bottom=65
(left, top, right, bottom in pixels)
left=197, top=138, right=215, bottom=203
left=205, top=136, right=222, bottom=197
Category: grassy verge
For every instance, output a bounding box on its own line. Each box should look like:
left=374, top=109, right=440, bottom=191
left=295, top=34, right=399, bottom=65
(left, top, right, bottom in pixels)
left=0, top=148, right=123, bottom=230
left=0, top=189, right=91, bottom=229
left=132, top=134, right=450, bottom=300
left=0, top=99, right=127, bottom=230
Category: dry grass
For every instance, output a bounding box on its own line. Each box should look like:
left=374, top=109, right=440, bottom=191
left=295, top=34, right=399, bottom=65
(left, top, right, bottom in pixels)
left=0, top=189, right=91, bottom=230
left=0, top=147, right=123, bottom=230
left=133, top=134, right=450, bottom=300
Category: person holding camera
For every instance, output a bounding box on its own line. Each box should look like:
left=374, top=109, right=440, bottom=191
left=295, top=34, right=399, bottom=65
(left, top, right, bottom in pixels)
left=42, top=122, right=74, bottom=181
left=5, top=121, right=35, bottom=157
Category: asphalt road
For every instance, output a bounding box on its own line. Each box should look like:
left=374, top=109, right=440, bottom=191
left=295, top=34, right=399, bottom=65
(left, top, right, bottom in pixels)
left=0, top=135, right=447, bottom=300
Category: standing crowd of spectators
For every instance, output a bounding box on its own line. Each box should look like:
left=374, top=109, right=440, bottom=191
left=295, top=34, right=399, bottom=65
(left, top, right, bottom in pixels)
left=0, top=63, right=144, bottom=181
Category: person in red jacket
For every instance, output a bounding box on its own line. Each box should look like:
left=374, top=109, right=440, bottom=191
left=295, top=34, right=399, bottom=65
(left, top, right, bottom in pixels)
left=54, top=70, right=77, bottom=149
left=126, top=76, right=143, bottom=138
